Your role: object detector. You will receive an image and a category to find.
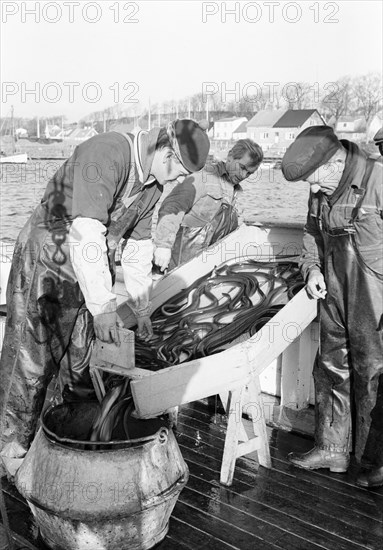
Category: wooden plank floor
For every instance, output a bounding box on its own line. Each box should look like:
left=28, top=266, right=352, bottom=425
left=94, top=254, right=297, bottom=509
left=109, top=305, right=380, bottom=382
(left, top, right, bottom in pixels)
left=1, top=399, right=383, bottom=550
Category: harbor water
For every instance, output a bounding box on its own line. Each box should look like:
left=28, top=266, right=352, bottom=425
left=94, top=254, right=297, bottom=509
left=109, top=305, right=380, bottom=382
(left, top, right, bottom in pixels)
left=0, top=160, right=309, bottom=247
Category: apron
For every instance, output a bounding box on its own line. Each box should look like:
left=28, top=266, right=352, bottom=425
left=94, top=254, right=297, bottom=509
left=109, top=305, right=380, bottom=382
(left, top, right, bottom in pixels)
left=0, top=133, right=147, bottom=463
left=169, top=196, right=239, bottom=271
left=313, top=160, right=383, bottom=464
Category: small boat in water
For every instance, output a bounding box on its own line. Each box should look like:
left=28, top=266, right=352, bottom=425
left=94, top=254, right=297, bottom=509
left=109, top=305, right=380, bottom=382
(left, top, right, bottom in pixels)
left=0, top=107, right=29, bottom=164
left=0, top=152, right=28, bottom=164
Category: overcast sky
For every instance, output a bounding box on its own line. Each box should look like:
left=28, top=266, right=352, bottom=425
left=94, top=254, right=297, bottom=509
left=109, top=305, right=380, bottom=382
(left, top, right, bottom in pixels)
left=1, top=0, right=382, bottom=122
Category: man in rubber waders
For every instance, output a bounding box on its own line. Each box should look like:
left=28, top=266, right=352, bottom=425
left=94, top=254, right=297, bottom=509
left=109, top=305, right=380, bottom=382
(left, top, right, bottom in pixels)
left=0, top=119, right=210, bottom=478
left=153, top=139, right=263, bottom=272
left=281, top=125, right=383, bottom=487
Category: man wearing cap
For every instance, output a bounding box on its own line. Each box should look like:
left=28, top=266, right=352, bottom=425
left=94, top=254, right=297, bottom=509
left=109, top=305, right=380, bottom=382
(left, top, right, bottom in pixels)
left=373, top=127, right=383, bottom=157
left=153, top=139, right=263, bottom=271
left=282, top=125, right=383, bottom=487
left=0, top=119, right=209, bottom=478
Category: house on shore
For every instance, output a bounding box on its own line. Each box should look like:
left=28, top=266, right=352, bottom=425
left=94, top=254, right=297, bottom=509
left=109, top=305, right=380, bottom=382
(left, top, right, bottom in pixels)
left=232, top=120, right=248, bottom=141
left=213, top=117, right=248, bottom=140
left=63, top=126, right=98, bottom=142
left=247, top=109, right=326, bottom=157
left=335, top=116, right=367, bottom=142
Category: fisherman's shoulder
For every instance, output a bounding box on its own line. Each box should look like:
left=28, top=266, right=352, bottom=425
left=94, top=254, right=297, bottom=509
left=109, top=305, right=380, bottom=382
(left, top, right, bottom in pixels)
left=76, top=131, right=131, bottom=151
left=71, top=132, right=132, bottom=165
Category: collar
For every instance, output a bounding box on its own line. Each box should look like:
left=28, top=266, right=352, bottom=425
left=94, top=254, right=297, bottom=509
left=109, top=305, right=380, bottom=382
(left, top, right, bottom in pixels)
left=215, top=160, right=228, bottom=178
left=327, top=140, right=367, bottom=205
left=134, top=128, right=161, bottom=185
left=134, top=131, right=155, bottom=185
left=341, top=139, right=367, bottom=189
left=213, top=160, right=241, bottom=189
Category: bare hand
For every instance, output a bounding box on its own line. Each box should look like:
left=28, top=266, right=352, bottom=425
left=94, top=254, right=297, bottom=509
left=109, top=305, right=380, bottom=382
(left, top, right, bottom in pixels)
left=153, top=247, right=171, bottom=272
left=306, top=271, right=327, bottom=300
left=93, top=311, right=124, bottom=344
left=136, top=315, right=154, bottom=341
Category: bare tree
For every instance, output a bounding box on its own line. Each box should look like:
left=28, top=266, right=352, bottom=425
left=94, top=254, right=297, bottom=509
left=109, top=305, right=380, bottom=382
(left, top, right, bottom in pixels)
left=319, top=76, right=355, bottom=124
left=280, top=82, right=314, bottom=110
left=352, top=73, right=383, bottom=124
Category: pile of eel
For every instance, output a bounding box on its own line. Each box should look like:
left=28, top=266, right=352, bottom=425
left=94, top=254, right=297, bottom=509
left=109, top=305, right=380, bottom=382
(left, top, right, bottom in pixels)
left=89, top=258, right=305, bottom=444
left=136, top=258, right=305, bottom=367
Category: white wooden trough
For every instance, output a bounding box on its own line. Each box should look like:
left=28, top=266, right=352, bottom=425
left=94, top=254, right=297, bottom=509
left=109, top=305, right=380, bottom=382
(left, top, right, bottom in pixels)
left=108, top=223, right=318, bottom=485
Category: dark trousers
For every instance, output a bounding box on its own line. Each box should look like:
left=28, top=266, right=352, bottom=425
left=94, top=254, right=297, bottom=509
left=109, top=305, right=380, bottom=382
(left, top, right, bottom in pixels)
left=314, top=234, right=383, bottom=464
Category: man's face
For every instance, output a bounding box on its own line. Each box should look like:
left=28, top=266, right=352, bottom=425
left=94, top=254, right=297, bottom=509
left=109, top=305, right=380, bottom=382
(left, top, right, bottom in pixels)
left=151, top=147, right=189, bottom=185
left=305, top=160, right=344, bottom=195
left=225, top=152, right=259, bottom=185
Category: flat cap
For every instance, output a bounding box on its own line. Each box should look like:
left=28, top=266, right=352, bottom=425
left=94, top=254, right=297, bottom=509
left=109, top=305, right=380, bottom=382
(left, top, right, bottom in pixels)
left=373, top=127, right=383, bottom=145
left=171, top=119, right=210, bottom=172
left=281, top=125, right=341, bottom=182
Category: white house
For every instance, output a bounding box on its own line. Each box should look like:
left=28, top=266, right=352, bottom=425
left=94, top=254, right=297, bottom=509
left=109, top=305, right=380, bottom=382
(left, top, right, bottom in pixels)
left=214, top=117, right=247, bottom=140
left=232, top=121, right=248, bottom=140
left=335, top=116, right=367, bottom=141
left=15, top=128, right=28, bottom=138
left=63, top=127, right=98, bottom=142
left=247, top=109, right=325, bottom=155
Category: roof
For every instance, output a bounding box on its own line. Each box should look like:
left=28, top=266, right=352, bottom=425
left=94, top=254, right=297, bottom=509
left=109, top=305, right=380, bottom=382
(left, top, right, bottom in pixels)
left=247, top=110, right=286, bottom=127
left=337, top=115, right=365, bottom=123
left=67, top=127, right=98, bottom=139
left=233, top=121, right=247, bottom=134
left=273, top=109, right=319, bottom=128
left=215, top=116, right=246, bottom=123
left=336, top=115, right=367, bottom=132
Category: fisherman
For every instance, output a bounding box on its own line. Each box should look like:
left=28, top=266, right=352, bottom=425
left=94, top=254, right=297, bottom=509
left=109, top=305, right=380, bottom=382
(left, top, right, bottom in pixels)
left=373, top=127, right=383, bottom=157
left=153, top=139, right=263, bottom=271
left=0, top=119, right=210, bottom=478
left=281, top=125, right=383, bottom=486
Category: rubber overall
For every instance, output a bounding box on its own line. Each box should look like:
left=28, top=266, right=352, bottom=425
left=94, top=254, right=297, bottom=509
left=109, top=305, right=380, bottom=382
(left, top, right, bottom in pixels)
left=0, top=133, right=159, bottom=462
left=0, top=204, right=95, bottom=452
left=169, top=201, right=238, bottom=270
left=313, top=162, right=383, bottom=464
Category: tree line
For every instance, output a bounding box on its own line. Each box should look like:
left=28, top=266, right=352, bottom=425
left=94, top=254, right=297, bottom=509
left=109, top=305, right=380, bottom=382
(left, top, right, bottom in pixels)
left=1, top=73, right=381, bottom=137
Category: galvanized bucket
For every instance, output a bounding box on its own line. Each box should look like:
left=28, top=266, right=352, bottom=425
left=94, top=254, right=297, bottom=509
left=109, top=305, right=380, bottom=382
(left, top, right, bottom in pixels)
left=15, top=402, right=188, bottom=550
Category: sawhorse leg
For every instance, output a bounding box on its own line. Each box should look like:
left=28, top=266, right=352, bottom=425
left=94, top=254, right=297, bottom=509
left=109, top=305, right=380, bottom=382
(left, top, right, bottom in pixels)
left=219, top=376, right=271, bottom=486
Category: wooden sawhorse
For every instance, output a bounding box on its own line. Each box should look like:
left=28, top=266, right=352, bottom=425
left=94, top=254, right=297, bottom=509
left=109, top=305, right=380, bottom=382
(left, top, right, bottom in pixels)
left=219, top=376, right=271, bottom=486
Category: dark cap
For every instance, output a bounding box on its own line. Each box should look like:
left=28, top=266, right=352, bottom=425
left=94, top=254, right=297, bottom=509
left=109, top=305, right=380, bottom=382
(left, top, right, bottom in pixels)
left=173, top=119, right=210, bottom=172
left=281, top=125, right=341, bottom=182
left=373, top=127, right=383, bottom=145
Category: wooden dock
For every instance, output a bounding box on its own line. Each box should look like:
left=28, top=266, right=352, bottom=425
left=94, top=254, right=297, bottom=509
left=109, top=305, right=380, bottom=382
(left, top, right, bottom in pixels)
left=2, top=398, right=382, bottom=550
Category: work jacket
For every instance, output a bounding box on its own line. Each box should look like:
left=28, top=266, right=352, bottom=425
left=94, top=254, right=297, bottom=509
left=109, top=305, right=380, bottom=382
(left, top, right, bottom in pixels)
left=154, top=161, right=242, bottom=250
left=300, top=140, right=383, bottom=281
left=42, top=130, right=162, bottom=316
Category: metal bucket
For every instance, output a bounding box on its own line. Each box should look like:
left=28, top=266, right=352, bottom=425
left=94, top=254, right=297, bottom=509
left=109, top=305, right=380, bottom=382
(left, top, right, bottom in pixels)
left=15, top=402, right=188, bottom=550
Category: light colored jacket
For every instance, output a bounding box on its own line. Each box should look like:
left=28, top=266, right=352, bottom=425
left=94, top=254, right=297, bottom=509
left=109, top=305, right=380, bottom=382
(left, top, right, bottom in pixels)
left=155, top=161, right=242, bottom=249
